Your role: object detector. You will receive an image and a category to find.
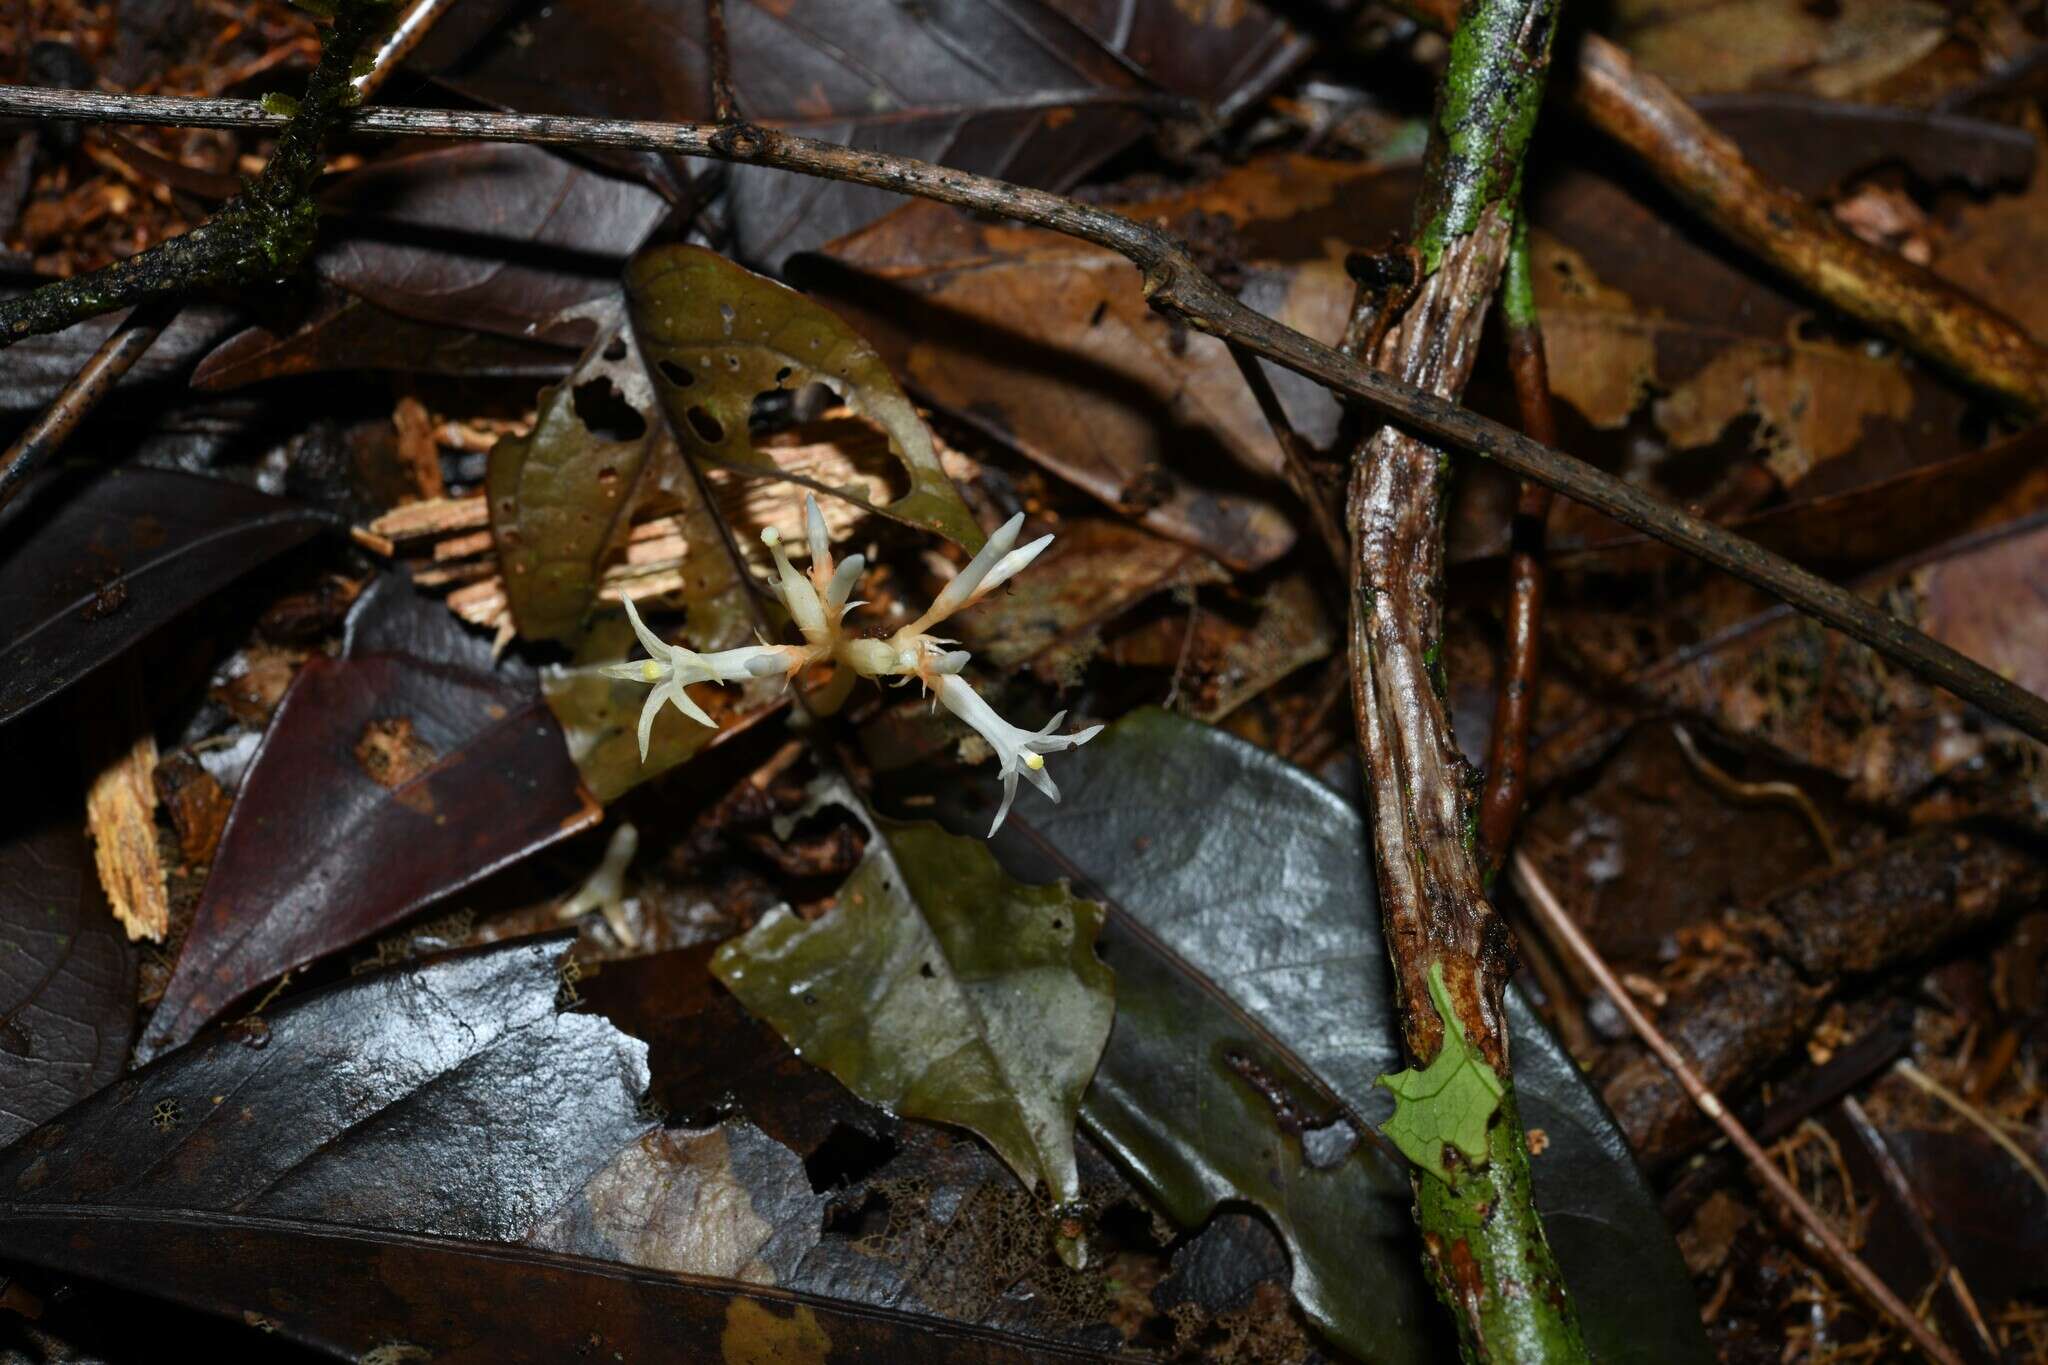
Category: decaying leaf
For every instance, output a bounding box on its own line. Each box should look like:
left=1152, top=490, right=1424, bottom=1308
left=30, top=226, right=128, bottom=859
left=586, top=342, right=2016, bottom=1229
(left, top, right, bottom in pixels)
left=626, top=245, right=985, bottom=553
left=713, top=781, right=1114, bottom=1252
left=488, top=309, right=660, bottom=643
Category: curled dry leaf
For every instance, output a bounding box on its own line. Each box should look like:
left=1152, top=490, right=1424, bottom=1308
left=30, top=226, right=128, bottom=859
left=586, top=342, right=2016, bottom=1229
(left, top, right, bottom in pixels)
left=712, top=779, right=1114, bottom=1259
left=625, top=244, right=986, bottom=554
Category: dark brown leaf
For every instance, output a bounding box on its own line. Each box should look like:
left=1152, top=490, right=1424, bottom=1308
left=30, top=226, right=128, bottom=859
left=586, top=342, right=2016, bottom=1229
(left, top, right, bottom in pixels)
left=314, top=142, right=668, bottom=344
left=1, top=937, right=1120, bottom=1362
left=0, top=803, right=136, bottom=1150
left=138, top=586, right=599, bottom=1059
left=191, top=284, right=570, bottom=392
left=0, top=468, right=335, bottom=725
left=430, top=0, right=1309, bottom=267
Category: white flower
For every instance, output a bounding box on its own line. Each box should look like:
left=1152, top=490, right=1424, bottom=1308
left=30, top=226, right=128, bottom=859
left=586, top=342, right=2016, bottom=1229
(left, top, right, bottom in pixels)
left=602, top=494, right=1098, bottom=836
left=597, top=595, right=725, bottom=759
left=903, top=511, right=1053, bottom=638
left=933, top=673, right=1101, bottom=835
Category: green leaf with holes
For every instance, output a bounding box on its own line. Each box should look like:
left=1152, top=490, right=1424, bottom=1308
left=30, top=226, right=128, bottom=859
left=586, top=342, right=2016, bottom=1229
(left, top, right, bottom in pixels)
left=625, top=244, right=984, bottom=552
left=711, top=779, right=1112, bottom=1251
left=1377, top=961, right=1505, bottom=1183
left=488, top=310, right=659, bottom=644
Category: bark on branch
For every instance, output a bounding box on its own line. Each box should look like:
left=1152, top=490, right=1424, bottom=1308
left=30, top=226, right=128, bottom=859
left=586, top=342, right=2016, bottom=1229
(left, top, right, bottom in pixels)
left=0, top=85, right=2046, bottom=749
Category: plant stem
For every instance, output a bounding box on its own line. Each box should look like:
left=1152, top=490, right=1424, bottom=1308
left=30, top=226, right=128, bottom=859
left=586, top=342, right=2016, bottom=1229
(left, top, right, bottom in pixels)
left=1341, top=0, right=1582, bottom=1355
left=2, top=87, right=2046, bottom=747
left=1478, top=217, right=1557, bottom=876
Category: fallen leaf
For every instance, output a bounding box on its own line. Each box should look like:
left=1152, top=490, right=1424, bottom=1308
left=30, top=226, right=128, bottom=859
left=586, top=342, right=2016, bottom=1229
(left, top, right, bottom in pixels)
left=431, top=0, right=1308, bottom=267
left=0, top=798, right=137, bottom=1150
left=962, top=709, right=1714, bottom=1365
left=191, top=284, right=570, bottom=392
left=626, top=245, right=985, bottom=553
left=81, top=674, right=168, bottom=943
left=314, top=142, right=669, bottom=345
left=0, top=939, right=1119, bottom=1363
left=488, top=311, right=660, bottom=643
left=0, top=468, right=336, bottom=725
left=138, top=582, right=599, bottom=1059
left=714, top=781, right=1114, bottom=1242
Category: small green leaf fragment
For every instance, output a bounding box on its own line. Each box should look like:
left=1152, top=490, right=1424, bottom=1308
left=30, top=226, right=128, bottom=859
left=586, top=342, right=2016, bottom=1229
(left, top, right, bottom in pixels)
left=259, top=92, right=302, bottom=119
left=1376, top=961, right=1504, bottom=1183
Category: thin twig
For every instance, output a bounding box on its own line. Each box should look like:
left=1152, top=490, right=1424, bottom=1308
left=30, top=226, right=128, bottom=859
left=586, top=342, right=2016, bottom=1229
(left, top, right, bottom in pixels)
left=704, top=0, right=740, bottom=126
left=4, top=86, right=2048, bottom=748
left=1226, top=341, right=1345, bottom=567
left=1670, top=723, right=1841, bottom=866
left=1512, top=852, right=1963, bottom=1365
left=0, top=0, right=457, bottom=512
left=1893, top=1059, right=2048, bottom=1199
left=1478, top=218, right=1557, bottom=874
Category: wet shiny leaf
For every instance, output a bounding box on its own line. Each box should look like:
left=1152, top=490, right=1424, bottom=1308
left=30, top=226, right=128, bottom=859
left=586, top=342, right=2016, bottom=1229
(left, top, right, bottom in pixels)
left=138, top=585, right=599, bottom=1059
left=0, top=468, right=335, bottom=725
left=958, top=709, right=1712, bottom=1365
left=626, top=245, right=984, bottom=552
left=0, top=938, right=1119, bottom=1363
left=714, top=782, right=1114, bottom=1225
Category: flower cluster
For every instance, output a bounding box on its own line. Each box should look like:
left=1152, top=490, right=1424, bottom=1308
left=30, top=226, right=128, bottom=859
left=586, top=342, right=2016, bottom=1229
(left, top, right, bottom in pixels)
left=604, top=496, right=1100, bottom=833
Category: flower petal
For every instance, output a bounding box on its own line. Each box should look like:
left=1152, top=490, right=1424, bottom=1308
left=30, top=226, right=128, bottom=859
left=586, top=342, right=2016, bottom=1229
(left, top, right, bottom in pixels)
left=620, top=594, right=670, bottom=661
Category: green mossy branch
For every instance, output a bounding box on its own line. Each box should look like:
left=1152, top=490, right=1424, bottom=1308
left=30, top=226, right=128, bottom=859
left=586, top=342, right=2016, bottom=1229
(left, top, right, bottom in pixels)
left=0, top=0, right=391, bottom=351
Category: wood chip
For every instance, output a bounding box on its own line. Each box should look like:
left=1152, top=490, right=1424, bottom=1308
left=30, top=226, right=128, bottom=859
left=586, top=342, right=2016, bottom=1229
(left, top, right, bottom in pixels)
left=84, top=684, right=169, bottom=943
left=364, top=495, right=489, bottom=543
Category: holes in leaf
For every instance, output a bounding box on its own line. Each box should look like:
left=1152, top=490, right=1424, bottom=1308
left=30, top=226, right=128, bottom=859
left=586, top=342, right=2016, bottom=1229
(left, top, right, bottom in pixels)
left=657, top=359, right=694, bottom=388
left=602, top=337, right=628, bottom=362
left=570, top=377, right=647, bottom=442
left=918, top=961, right=936, bottom=979
left=685, top=406, right=726, bottom=444
left=822, top=1188, right=893, bottom=1240
left=805, top=1122, right=899, bottom=1192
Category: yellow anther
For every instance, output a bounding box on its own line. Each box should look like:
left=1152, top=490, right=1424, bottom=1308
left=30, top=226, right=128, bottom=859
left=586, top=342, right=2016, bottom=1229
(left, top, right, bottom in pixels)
left=1023, top=752, right=1045, bottom=771
left=641, top=660, right=662, bottom=681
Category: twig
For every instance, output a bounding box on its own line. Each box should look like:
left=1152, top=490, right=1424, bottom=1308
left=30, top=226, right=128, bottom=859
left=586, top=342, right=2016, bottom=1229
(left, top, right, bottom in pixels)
left=1669, top=723, right=1841, bottom=866
left=0, top=0, right=457, bottom=513
left=1512, top=852, right=1964, bottom=1365
left=1478, top=216, right=1556, bottom=875
left=1893, top=1059, right=2048, bottom=1199
left=1400, top=0, right=2048, bottom=413
left=1226, top=342, right=1345, bottom=567
left=704, top=0, right=740, bottom=126
left=3, top=88, right=2048, bottom=748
